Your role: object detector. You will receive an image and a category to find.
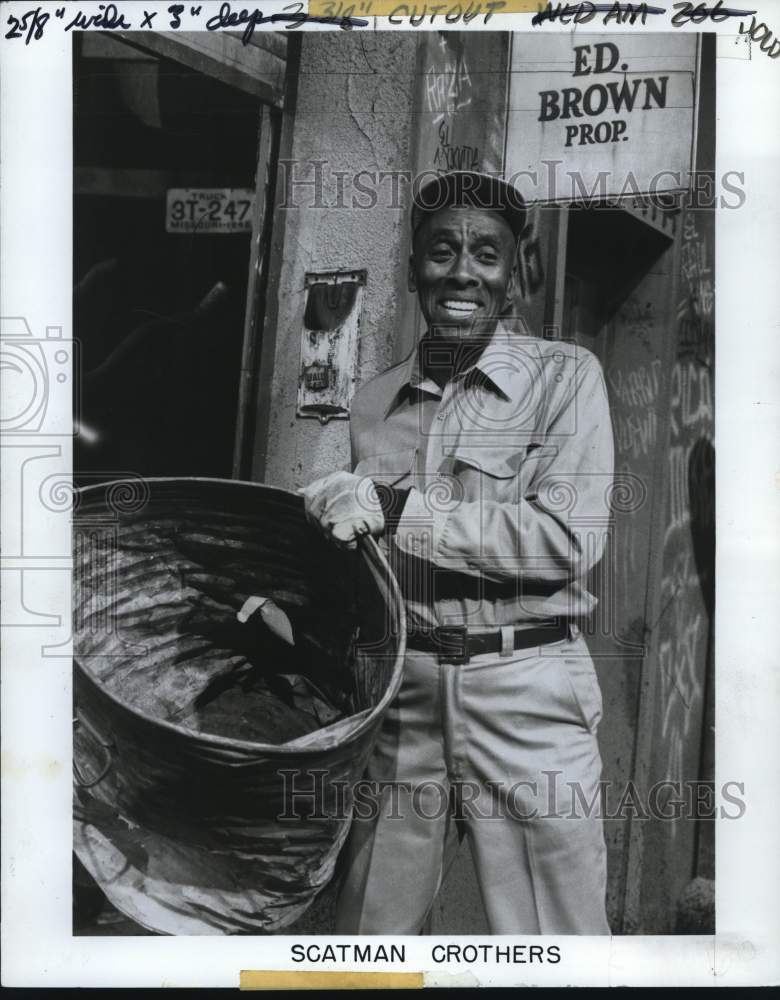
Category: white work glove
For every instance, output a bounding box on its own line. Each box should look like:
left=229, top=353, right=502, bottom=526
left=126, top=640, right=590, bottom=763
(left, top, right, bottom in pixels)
left=299, top=471, right=384, bottom=550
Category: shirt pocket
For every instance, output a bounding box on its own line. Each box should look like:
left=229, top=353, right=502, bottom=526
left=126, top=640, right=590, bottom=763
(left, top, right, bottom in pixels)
left=354, top=447, right=417, bottom=487
left=447, top=448, right=525, bottom=504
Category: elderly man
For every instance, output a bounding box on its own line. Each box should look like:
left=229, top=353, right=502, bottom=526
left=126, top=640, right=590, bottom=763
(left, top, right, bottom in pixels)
left=301, top=171, right=614, bottom=935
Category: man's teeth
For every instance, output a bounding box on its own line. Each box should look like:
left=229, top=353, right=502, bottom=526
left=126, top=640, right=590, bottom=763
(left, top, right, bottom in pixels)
left=442, top=300, right=478, bottom=313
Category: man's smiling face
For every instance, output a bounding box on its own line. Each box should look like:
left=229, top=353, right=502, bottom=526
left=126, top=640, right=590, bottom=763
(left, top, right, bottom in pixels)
left=409, top=206, right=518, bottom=339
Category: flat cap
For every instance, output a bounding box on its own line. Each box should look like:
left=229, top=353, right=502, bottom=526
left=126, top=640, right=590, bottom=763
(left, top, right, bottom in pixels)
left=411, top=171, right=527, bottom=240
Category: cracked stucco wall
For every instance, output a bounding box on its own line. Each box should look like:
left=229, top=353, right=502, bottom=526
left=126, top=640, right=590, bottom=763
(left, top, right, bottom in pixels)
left=260, top=33, right=419, bottom=491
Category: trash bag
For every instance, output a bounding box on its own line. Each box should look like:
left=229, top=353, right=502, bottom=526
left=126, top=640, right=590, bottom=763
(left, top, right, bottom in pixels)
left=72, top=477, right=406, bottom=935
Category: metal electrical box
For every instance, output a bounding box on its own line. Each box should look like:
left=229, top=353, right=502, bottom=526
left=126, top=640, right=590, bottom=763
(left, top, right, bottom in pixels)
left=297, top=270, right=365, bottom=424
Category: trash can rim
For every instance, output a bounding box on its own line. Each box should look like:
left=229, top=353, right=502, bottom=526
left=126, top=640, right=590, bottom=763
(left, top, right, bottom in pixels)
left=73, top=475, right=407, bottom=756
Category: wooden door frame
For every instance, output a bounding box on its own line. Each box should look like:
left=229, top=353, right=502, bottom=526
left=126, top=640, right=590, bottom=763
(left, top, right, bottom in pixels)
left=106, top=31, right=287, bottom=481
left=232, top=103, right=281, bottom=479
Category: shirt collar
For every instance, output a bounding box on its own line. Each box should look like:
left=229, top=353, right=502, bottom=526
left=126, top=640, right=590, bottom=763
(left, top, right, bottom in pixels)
left=408, top=349, right=442, bottom=396
left=468, top=322, right=521, bottom=401
left=383, top=321, right=520, bottom=419
left=382, top=345, right=441, bottom=418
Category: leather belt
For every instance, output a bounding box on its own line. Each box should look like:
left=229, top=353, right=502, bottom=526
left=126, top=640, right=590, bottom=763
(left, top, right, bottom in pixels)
left=406, top=618, right=572, bottom=664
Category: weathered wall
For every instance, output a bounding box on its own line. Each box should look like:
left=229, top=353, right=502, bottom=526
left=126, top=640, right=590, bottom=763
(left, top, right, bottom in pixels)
left=637, top=204, right=714, bottom=932
left=635, top=35, right=716, bottom=927
left=256, top=33, right=419, bottom=490
left=253, top=33, right=419, bottom=934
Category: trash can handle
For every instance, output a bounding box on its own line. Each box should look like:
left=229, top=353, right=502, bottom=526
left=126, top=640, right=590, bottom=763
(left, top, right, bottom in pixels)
left=73, top=709, right=114, bottom=789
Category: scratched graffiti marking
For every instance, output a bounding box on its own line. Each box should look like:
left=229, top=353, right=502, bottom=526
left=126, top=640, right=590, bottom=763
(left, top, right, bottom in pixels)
left=607, top=359, right=662, bottom=459
left=619, top=295, right=656, bottom=340
left=515, top=207, right=545, bottom=301
left=664, top=359, right=713, bottom=545
left=654, top=207, right=715, bottom=812
left=677, top=213, right=714, bottom=359
left=433, top=121, right=480, bottom=173
left=424, top=49, right=473, bottom=124
left=657, top=549, right=706, bottom=794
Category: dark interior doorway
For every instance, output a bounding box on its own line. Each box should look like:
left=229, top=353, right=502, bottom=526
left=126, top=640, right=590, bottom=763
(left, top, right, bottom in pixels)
left=73, top=33, right=263, bottom=482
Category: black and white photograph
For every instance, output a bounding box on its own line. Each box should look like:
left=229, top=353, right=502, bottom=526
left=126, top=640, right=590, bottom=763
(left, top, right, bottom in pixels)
left=1, top=2, right=778, bottom=989
left=70, top=24, right=717, bottom=938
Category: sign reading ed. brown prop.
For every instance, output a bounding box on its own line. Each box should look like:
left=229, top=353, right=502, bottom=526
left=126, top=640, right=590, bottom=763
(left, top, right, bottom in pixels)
left=505, top=34, right=698, bottom=201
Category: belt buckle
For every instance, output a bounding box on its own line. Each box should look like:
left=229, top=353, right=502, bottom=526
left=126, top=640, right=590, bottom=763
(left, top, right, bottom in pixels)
left=435, top=625, right=469, bottom=665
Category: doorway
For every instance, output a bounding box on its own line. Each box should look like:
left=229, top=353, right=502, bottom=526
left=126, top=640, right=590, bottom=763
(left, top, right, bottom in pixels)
left=73, top=32, right=273, bottom=482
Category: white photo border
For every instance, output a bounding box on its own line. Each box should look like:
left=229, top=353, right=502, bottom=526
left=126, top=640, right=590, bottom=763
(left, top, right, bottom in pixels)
left=1, top=0, right=779, bottom=987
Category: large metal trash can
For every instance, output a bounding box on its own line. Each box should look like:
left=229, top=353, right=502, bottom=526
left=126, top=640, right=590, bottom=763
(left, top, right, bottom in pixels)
left=72, top=478, right=406, bottom=934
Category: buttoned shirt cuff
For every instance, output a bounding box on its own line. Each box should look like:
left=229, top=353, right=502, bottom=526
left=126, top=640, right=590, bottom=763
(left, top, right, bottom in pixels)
left=392, top=485, right=458, bottom=565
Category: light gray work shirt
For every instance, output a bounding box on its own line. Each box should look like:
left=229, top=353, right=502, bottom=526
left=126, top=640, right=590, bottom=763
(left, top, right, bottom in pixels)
left=350, top=322, right=615, bottom=631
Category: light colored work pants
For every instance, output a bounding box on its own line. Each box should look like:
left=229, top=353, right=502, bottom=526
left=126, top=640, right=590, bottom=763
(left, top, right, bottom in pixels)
left=335, top=633, right=610, bottom=935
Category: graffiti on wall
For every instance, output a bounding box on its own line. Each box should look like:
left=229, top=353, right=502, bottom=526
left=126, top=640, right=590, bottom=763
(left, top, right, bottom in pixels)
left=656, top=210, right=715, bottom=800
left=424, top=37, right=473, bottom=123
left=515, top=206, right=546, bottom=302
left=676, top=212, right=714, bottom=362
left=425, top=37, right=481, bottom=173
left=619, top=294, right=656, bottom=346
left=664, top=360, right=714, bottom=545
left=608, top=356, right=662, bottom=460
left=433, top=121, right=480, bottom=173
left=657, top=552, right=706, bottom=794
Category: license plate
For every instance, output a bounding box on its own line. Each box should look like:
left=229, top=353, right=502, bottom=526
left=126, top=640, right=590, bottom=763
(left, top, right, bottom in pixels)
left=165, top=188, right=255, bottom=234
